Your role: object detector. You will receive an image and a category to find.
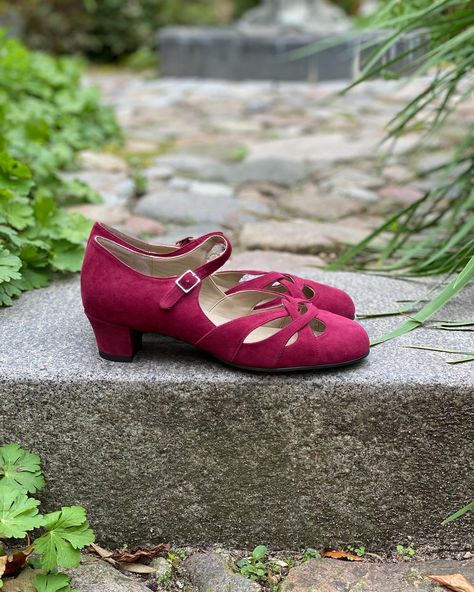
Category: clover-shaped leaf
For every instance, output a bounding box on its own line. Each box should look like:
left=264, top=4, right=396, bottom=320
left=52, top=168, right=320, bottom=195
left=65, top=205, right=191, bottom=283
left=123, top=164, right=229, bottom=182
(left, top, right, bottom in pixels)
left=0, top=484, right=44, bottom=538
left=34, top=506, right=95, bottom=572
left=34, top=573, right=75, bottom=592
left=0, top=249, right=22, bottom=286
left=0, top=443, right=45, bottom=494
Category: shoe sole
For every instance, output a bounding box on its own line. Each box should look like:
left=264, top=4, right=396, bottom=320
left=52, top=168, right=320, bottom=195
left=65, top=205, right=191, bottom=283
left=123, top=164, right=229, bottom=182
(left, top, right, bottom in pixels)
left=216, top=351, right=369, bottom=373
left=99, top=339, right=369, bottom=373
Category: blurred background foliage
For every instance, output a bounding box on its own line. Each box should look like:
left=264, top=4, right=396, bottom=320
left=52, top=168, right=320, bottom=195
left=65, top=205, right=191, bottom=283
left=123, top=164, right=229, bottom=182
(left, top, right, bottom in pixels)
left=0, top=31, right=121, bottom=305
left=0, top=0, right=361, bottom=62
left=328, top=0, right=474, bottom=346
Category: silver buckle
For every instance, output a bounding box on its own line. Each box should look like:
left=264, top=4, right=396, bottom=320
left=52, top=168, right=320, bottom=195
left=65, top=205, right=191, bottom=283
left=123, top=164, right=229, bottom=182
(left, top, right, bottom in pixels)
left=176, top=269, right=201, bottom=293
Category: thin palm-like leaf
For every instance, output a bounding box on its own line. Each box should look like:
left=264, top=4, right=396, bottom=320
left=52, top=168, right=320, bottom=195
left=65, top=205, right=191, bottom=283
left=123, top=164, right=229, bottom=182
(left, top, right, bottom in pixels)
left=371, top=255, right=474, bottom=345
left=447, top=355, right=474, bottom=364
left=406, top=345, right=474, bottom=355
left=307, top=0, right=474, bottom=349
left=442, top=501, right=474, bottom=524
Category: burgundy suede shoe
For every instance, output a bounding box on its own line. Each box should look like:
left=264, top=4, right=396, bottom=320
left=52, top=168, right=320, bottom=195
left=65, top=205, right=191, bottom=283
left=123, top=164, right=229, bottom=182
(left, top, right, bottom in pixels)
left=88, top=222, right=356, bottom=319
left=81, top=230, right=370, bottom=372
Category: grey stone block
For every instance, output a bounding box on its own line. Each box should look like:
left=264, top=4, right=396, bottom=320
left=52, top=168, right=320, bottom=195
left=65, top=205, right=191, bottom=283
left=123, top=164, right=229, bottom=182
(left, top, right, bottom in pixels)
left=157, top=28, right=426, bottom=82
left=134, top=190, right=238, bottom=225
left=158, top=28, right=349, bottom=81
left=185, top=552, right=260, bottom=592
left=224, top=159, right=310, bottom=187
left=0, top=272, right=472, bottom=550
left=67, top=558, right=150, bottom=592
left=281, top=558, right=474, bottom=592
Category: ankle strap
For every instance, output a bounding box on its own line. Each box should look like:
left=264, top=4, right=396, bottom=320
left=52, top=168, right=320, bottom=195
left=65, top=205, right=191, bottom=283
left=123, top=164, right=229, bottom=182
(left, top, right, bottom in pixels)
left=160, top=233, right=232, bottom=309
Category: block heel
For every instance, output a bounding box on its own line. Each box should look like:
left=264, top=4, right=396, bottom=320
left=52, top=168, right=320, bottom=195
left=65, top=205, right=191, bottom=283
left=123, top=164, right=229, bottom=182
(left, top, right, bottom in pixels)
left=87, top=315, right=142, bottom=362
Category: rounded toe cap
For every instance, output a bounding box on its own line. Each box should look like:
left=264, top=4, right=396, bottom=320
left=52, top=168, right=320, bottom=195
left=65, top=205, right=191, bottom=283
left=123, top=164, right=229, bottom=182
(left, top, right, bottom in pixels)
left=314, top=310, right=370, bottom=366
left=274, top=309, right=370, bottom=370
left=308, top=281, right=356, bottom=319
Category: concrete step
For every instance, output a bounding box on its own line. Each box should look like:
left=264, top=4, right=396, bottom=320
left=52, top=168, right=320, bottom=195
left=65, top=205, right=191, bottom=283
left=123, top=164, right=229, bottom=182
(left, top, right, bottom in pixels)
left=0, top=271, right=472, bottom=551
left=157, top=28, right=425, bottom=82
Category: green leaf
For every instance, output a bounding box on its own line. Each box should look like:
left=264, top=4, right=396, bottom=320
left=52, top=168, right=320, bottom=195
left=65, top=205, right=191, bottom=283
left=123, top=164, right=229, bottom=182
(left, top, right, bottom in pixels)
left=34, top=506, right=95, bottom=572
left=0, top=248, right=22, bottom=284
left=34, top=573, right=75, bottom=592
left=51, top=242, right=85, bottom=272
left=61, top=179, right=102, bottom=205
left=59, top=213, right=93, bottom=244
left=19, top=268, right=52, bottom=290
left=252, top=545, right=267, bottom=561
left=0, top=485, right=44, bottom=538
left=0, top=194, right=34, bottom=230
left=371, top=255, right=474, bottom=345
left=0, top=443, right=45, bottom=493
left=33, top=193, right=58, bottom=227
left=405, top=345, right=474, bottom=365
left=0, top=224, right=21, bottom=246
left=0, top=152, right=33, bottom=195
left=442, top=501, right=474, bottom=524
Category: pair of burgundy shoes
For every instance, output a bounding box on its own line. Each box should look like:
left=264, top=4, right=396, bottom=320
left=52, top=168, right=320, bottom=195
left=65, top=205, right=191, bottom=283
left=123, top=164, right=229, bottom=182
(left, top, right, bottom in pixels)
left=81, top=222, right=370, bottom=372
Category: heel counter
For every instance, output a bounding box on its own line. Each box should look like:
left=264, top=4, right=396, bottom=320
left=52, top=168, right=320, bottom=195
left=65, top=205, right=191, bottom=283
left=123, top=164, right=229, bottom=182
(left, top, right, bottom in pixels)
left=80, top=233, right=100, bottom=315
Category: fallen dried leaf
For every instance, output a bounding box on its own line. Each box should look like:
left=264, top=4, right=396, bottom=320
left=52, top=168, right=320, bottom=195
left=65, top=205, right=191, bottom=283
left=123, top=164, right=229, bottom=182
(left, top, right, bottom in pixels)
left=322, top=549, right=364, bottom=562
left=1, top=566, right=36, bottom=592
left=120, top=562, right=157, bottom=574
left=0, top=555, right=6, bottom=578
left=0, top=547, right=33, bottom=578
left=89, top=544, right=114, bottom=559
left=272, top=560, right=288, bottom=567
left=428, top=574, right=474, bottom=592
left=112, top=545, right=169, bottom=563
left=103, top=557, right=118, bottom=567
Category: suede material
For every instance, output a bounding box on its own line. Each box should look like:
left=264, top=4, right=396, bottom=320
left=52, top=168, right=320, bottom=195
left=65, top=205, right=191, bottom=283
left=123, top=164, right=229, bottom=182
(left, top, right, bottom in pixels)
left=307, top=309, right=370, bottom=366
left=90, top=224, right=355, bottom=318
left=82, top=226, right=369, bottom=369
left=227, top=270, right=356, bottom=319
left=160, top=235, right=231, bottom=309
left=87, top=315, right=138, bottom=358
left=92, top=222, right=226, bottom=259
left=81, top=237, right=215, bottom=344
left=196, top=306, right=290, bottom=362
left=199, top=298, right=318, bottom=369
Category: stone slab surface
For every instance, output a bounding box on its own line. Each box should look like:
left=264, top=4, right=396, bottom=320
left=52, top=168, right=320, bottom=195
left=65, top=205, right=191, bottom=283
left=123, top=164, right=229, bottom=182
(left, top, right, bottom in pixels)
left=281, top=558, right=474, bottom=592
left=67, top=559, right=150, bottom=592
left=2, top=560, right=150, bottom=592
left=0, top=272, right=472, bottom=550
left=157, top=28, right=425, bottom=82
left=186, top=552, right=260, bottom=592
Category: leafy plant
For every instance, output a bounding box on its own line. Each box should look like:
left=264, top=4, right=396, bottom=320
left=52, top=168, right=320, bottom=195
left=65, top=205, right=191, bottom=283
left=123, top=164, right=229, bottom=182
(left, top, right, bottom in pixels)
left=237, top=545, right=268, bottom=581
left=346, top=543, right=366, bottom=558
left=0, top=0, right=236, bottom=61
left=395, top=544, right=416, bottom=561
left=0, top=443, right=95, bottom=592
left=233, top=0, right=261, bottom=18
left=324, top=0, right=474, bottom=347
left=302, top=547, right=320, bottom=561
left=237, top=545, right=289, bottom=589
left=0, top=31, right=120, bottom=306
